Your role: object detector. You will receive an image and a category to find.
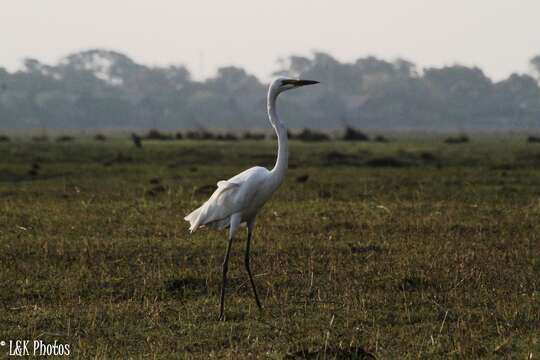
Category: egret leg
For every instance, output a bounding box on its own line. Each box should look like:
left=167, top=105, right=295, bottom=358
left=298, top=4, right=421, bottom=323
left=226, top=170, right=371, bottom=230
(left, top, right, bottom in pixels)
left=219, top=235, right=234, bottom=321
left=219, top=213, right=241, bottom=321
left=245, top=226, right=262, bottom=311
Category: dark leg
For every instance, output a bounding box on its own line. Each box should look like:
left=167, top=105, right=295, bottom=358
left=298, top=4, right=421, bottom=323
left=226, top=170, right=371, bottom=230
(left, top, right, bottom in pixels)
left=245, top=227, right=262, bottom=310
left=219, top=235, right=234, bottom=321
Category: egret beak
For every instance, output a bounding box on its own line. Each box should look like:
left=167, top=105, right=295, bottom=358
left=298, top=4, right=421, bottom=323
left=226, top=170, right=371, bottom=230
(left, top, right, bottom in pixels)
left=283, top=79, right=320, bottom=87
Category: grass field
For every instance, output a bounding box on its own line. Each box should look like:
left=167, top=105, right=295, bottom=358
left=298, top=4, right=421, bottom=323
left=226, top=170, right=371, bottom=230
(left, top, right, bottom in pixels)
left=0, top=138, right=539, bottom=359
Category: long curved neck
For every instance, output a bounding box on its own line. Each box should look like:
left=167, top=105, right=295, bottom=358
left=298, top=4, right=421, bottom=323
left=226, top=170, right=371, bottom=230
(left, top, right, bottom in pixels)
left=268, top=90, right=288, bottom=183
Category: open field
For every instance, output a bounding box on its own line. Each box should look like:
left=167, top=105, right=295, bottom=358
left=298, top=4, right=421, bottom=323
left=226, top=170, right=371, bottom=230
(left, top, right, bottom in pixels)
left=0, top=138, right=539, bottom=358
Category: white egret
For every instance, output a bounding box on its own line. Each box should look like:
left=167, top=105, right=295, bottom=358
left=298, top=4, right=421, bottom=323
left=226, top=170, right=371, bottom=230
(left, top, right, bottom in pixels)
left=184, top=77, right=319, bottom=320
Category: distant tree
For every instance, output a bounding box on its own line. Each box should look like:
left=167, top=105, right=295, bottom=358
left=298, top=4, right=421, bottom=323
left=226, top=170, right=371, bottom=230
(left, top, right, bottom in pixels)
left=1, top=49, right=540, bottom=132
left=531, top=55, right=540, bottom=80
left=494, top=74, right=540, bottom=128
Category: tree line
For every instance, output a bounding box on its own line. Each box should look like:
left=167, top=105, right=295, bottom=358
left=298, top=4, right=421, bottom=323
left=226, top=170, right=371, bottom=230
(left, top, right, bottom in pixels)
left=1, top=49, right=539, bottom=131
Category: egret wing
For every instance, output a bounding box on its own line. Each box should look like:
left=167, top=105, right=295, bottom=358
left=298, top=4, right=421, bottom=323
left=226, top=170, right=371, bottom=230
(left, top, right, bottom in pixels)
left=184, top=167, right=269, bottom=232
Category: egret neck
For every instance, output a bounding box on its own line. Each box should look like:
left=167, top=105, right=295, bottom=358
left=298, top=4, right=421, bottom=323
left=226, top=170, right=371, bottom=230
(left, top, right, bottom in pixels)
left=268, top=89, right=288, bottom=187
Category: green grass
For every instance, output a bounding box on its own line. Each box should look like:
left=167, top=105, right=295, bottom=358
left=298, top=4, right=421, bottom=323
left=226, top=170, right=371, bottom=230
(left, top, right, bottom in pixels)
left=0, top=139, right=539, bottom=358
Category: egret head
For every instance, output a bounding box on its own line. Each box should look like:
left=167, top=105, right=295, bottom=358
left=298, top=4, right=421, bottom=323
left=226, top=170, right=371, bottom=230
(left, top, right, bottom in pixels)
left=269, top=76, right=319, bottom=96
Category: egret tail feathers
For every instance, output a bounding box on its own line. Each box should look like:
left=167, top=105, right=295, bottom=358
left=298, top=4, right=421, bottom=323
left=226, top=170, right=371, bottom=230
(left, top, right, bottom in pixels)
left=184, top=207, right=203, bottom=233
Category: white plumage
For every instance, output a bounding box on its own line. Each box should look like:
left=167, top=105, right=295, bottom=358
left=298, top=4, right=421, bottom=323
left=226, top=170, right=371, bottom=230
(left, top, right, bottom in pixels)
left=185, top=166, right=272, bottom=233
left=184, top=76, right=319, bottom=320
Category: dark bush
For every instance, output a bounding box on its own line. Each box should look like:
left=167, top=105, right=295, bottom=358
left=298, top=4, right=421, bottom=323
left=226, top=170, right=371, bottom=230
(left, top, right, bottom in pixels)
left=374, top=134, right=390, bottom=143
left=242, top=132, right=265, bottom=140
left=295, top=128, right=330, bottom=142
left=343, top=126, right=369, bottom=141
left=175, top=132, right=183, bottom=140
left=527, top=136, right=540, bottom=143
left=365, top=157, right=407, bottom=167
left=0, top=135, right=10, bottom=142
left=144, top=129, right=173, bottom=140
left=31, top=135, right=49, bottom=143
left=296, top=174, right=309, bottom=183
left=94, top=134, right=106, bottom=141
left=146, top=184, right=167, bottom=196
left=216, top=133, right=239, bottom=141
left=419, top=152, right=437, bottom=161
left=185, top=130, right=215, bottom=140
left=444, top=134, right=469, bottom=144
left=27, top=162, right=40, bottom=176
left=56, top=135, right=74, bottom=142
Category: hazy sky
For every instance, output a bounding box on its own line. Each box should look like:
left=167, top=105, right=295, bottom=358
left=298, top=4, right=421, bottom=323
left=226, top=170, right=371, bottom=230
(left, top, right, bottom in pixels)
left=1, top=1, right=539, bottom=81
